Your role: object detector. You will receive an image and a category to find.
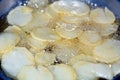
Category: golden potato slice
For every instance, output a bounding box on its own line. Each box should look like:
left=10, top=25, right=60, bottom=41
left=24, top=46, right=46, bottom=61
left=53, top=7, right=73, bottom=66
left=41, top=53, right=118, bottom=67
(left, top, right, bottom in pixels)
left=90, top=7, right=115, bottom=24
left=7, top=6, right=33, bottom=26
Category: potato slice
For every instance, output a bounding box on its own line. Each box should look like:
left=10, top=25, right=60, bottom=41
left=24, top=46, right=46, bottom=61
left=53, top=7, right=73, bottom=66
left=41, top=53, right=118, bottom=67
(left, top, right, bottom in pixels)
left=23, top=12, right=52, bottom=32
left=0, top=32, right=20, bottom=55
left=1, top=47, right=34, bottom=78
left=93, top=39, right=120, bottom=63
left=7, top=6, right=33, bottom=26
left=56, top=22, right=83, bottom=39
left=69, top=54, right=97, bottom=65
left=35, top=50, right=56, bottom=66
left=31, top=27, right=61, bottom=41
left=49, top=0, right=90, bottom=16
left=100, top=24, right=118, bottom=37
left=48, top=64, right=76, bottom=80
left=90, top=7, right=115, bottom=24
left=17, top=65, right=53, bottom=80
left=73, top=61, right=113, bottom=80
left=27, top=36, right=48, bottom=50
left=78, top=31, right=102, bottom=46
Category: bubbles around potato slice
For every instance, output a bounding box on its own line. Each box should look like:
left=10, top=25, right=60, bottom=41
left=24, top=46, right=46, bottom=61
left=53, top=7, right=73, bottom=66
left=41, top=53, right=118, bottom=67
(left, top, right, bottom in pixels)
left=1, top=47, right=34, bottom=78
left=78, top=31, right=102, bottom=46
left=56, top=22, right=83, bottom=39
left=35, top=50, right=56, bottom=66
left=72, top=61, right=113, bottom=80
left=93, top=39, right=120, bottom=63
left=90, top=7, right=115, bottom=24
left=17, top=65, right=54, bottom=80
left=0, top=32, right=20, bottom=55
left=48, top=64, right=76, bottom=80
left=31, top=27, right=61, bottom=41
left=54, top=39, right=80, bottom=63
left=51, top=0, right=90, bottom=16
left=7, top=6, right=33, bottom=26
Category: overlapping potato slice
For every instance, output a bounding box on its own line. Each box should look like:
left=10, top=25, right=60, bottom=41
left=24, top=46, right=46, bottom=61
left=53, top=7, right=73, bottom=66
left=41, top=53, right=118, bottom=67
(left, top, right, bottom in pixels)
left=48, top=64, right=76, bottom=80
left=31, top=27, right=61, bottom=41
left=111, top=61, right=120, bottom=76
left=17, top=65, right=53, bottom=80
left=56, top=22, right=83, bottom=39
left=69, top=54, right=97, bottom=65
left=4, top=26, right=22, bottom=34
left=24, top=12, right=52, bottom=32
left=35, top=50, right=56, bottom=66
left=78, top=30, right=102, bottom=46
left=48, top=0, right=90, bottom=17
left=72, top=61, right=113, bottom=80
left=7, top=6, right=33, bottom=26
left=1, top=47, right=34, bottom=78
left=100, top=24, right=118, bottom=37
left=0, top=32, right=20, bottom=56
left=27, top=36, right=48, bottom=50
left=93, top=39, right=120, bottom=63
left=90, top=7, right=115, bottom=24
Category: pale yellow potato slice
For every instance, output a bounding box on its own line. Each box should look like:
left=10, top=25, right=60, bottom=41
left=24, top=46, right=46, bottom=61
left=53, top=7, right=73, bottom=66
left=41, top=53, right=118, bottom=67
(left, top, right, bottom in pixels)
left=100, top=24, right=118, bottom=36
left=90, top=7, right=115, bottom=24
left=48, top=64, right=76, bottom=80
left=7, top=6, right=33, bottom=26
left=78, top=31, right=102, bottom=46
left=1, top=47, right=34, bottom=78
left=93, top=39, right=120, bottom=63
left=56, top=22, right=83, bottom=39
left=27, top=36, right=48, bottom=50
left=23, top=12, right=52, bottom=32
left=4, top=26, right=22, bottom=34
left=49, top=0, right=90, bottom=16
left=72, top=61, right=113, bottom=80
left=31, top=27, right=61, bottom=41
left=0, top=32, right=20, bottom=55
left=35, top=50, right=56, bottom=66
left=17, top=65, right=54, bottom=80
left=68, top=54, right=97, bottom=65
